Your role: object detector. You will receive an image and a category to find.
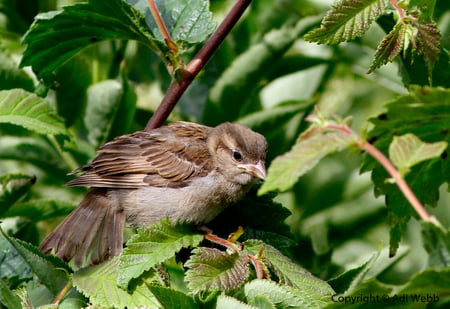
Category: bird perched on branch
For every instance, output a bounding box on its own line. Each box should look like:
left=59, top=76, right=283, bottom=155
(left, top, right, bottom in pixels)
left=40, top=121, right=267, bottom=266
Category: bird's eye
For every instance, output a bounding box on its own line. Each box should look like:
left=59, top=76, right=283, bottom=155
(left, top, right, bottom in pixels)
left=232, top=149, right=243, bottom=161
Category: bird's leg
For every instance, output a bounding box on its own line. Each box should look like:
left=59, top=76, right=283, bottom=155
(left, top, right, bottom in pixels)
left=197, top=225, right=241, bottom=253
left=197, top=225, right=268, bottom=279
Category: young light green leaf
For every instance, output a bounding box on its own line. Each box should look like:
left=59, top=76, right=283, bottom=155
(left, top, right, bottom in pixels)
left=72, top=257, right=159, bottom=308
left=0, top=174, right=36, bottom=216
left=185, top=247, right=249, bottom=293
left=421, top=222, right=450, bottom=268
left=118, top=219, right=203, bottom=288
left=20, top=0, right=158, bottom=83
left=0, top=228, right=70, bottom=296
left=216, top=295, right=258, bottom=309
left=259, top=126, right=356, bottom=195
left=389, top=133, right=447, bottom=175
left=368, top=20, right=409, bottom=73
left=244, top=279, right=312, bottom=309
left=0, top=89, right=68, bottom=136
left=148, top=284, right=197, bottom=309
left=304, top=0, right=390, bottom=44
left=244, top=239, right=334, bottom=307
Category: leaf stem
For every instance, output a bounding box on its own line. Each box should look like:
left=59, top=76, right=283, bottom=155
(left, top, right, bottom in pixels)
left=145, top=0, right=253, bottom=130
left=52, top=280, right=73, bottom=304
left=390, top=0, right=405, bottom=19
left=147, top=0, right=177, bottom=52
left=327, top=124, right=440, bottom=226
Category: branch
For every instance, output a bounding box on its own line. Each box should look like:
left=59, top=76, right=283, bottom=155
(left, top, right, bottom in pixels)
left=145, top=0, right=253, bottom=130
left=327, top=124, right=441, bottom=226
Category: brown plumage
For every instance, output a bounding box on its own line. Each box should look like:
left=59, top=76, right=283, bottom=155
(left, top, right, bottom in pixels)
left=40, top=122, right=267, bottom=266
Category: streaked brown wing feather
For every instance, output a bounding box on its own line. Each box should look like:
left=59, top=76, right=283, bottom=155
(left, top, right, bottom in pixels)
left=67, top=122, right=213, bottom=188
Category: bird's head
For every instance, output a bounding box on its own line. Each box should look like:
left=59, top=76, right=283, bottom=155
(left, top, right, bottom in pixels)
left=208, top=122, right=267, bottom=185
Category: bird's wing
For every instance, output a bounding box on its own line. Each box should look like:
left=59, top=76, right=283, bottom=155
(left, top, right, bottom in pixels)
left=66, top=122, right=214, bottom=188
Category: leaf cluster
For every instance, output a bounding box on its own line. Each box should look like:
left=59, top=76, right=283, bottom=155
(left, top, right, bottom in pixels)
left=304, top=0, right=444, bottom=83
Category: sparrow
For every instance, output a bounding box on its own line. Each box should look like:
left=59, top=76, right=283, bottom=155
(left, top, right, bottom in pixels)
left=40, top=121, right=267, bottom=266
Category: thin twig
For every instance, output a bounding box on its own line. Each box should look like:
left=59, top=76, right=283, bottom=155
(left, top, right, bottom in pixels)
left=52, top=280, right=73, bottom=304
left=147, top=0, right=177, bottom=51
left=145, top=0, right=253, bottom=130
left=390, top=0, right=405, bottom=19
left=327, top=124, right=441, bottom=226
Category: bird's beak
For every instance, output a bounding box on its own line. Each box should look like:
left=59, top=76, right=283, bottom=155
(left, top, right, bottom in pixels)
left=238, top=160, right=266, bottom=180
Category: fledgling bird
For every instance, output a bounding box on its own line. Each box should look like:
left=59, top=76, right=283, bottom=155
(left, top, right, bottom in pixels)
left=40, top=121, right=267, bottom=266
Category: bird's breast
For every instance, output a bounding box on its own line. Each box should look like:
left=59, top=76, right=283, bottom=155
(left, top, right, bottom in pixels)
left=118, top=172, right=249, bottom=227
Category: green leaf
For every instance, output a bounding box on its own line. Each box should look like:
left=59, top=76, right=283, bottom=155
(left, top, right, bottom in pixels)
left=0, top=137, right=68, bottom=176
left=368, top=20, right=409, bottom=73
left=247, top=295, right=277, bottom=309
left=415, top=21, right=440, bottom=81
left=0, top=89, right=68, bottom=136
left=0, top=278, right=21, bottom=309
left=20, top=0, right=158, bottom=83
left=0, top=232, right=32, bottom=284
left=0, top=49, right=34, bottom=92
left=326, top=278, right=393, bottom=308
left=84, top=78, right=136, bottom=148
left=0, top=228, right=70, bottom=296
left=327, top=250, right=384, bottom=295
left=216, top=295, right=258, bottom=309
left=203, top=18, right=318, bottom=125
left=72, top=257, right=159, bottom=308
left=128, top=0, right=216, bottom=45
left=259, top=125, right=356, bottom=195
left=244, top=279, right=317, bottom=309
left=397, top=268, right=450, bottom=297
left=421, top=222, right=450, bottom=268
left=361, top=85, right=450, bottom=256
left=185, top=247, right=250, bottom=293
left=118, top=219, right=203, bottom=288
left=389, top=133, right=447, bottom=175
left=0, top=174, right=36, bottom=216
left=148, top=284, right=197, bottom=309
left=304, top=0, right=390, bottom=44
left=3, top=200, right=75, bottom=222
left=53, top=54, right=92, bottom=127
left=244, top=240, right=334, bottom=307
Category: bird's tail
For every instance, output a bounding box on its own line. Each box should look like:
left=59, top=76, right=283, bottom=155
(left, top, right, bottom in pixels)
left=40, top=188, right=125, bottom=267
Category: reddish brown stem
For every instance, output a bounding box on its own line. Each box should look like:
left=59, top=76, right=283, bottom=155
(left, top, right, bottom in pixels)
left=327, top=124, right=440, bottom=226
left=203, top=232, right=241, bottom=253
left=52, top=281, right=72, bottom=304
left=248, top=254, right=265, bottom=279
left=147, top=0, right=177, bottom=51
left=145, top=0, right=253, bottom=130
left=390, top=0, right=405, bottom=19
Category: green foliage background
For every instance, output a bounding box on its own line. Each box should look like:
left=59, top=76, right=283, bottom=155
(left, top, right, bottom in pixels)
left=0, top=0, right=449, bottom=308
